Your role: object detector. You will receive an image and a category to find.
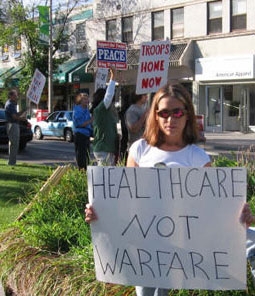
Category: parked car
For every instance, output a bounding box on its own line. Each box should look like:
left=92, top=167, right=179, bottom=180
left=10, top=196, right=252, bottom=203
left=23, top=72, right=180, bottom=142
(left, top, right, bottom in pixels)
left=0, top=108, right=33, bottom=151
left=32, top=111, right=74, bottom=142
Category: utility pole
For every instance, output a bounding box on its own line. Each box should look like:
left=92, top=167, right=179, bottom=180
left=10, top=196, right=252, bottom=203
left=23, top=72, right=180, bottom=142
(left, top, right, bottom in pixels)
left=48, top=0, right=53, bottom=113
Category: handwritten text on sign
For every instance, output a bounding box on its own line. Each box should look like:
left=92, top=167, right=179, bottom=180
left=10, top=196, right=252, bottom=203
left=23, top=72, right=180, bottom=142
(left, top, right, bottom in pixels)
left=97, top=40, right=127, bottom=70
left=87, top=166, right=247, bottom=290
left=136, top=40, right=171, bottom=94
left=26, top=68, right=46, bottom=104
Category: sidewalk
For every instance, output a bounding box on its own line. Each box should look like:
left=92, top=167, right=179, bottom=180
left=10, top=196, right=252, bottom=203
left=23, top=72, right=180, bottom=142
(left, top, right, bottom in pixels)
left=200, top=131, right=255, bottom=156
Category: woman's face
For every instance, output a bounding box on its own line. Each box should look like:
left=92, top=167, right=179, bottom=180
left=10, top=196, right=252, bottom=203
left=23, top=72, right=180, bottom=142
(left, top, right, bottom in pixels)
left=156, top=96, right=188, bottom=138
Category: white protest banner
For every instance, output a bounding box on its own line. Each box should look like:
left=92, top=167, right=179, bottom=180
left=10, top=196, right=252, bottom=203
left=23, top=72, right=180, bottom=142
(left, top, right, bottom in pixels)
left=97, top=40, right=127, bottom=70
left=87, top=166, right=247, bottom=291
left=26, top=68, right=46, bottom=104
left=136, top=40, right=171, bottom=94
left=95, top=68, right=108, bottom=91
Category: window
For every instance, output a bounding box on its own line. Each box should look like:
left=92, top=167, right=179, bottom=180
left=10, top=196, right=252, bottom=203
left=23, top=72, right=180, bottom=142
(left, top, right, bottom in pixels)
left=76, top=23, right=86, bottom=53
left=122, top=16, right=133, bottom=44
left=231, top=0, right=246, bottom=31
left=106, top=19, right=117, bottom=41
left=152, top=11, right=164, bottom=40
left=171, top=7, right=184, bottom=39
left=13, top=37, right=21, bottom=59
left=208, top=1, right=222, bottom=34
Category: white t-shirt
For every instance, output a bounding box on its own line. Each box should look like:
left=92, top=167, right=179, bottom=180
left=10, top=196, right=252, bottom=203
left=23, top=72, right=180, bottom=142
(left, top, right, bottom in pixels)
left=129, top=138, right=210, bottom=167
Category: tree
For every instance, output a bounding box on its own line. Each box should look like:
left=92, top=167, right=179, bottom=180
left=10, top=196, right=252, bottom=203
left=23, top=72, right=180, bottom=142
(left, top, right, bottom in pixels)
left=0, top=0, right=90, bottom=101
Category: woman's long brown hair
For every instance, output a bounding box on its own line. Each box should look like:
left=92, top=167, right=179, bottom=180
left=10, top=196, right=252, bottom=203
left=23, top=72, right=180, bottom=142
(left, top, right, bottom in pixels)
left=143, top=83, right=199, bottom=147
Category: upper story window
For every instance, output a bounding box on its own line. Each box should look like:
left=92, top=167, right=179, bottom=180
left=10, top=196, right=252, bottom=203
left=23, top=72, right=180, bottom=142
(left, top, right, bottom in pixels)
left=171, top=7, right=184, bottom=39
left=106, top=19, right=117, bottom=41
left=208, top=1, right=222, bottom=34
left=152, top=11, right=164, bottom=41
left=76, top=23, right=86, bottom=53
left=122, top=16, right=133, bottom=44
left=13, top=37, right=21, bottom=59
left=231, top=0, right=246, bottom=31
left=0, top=44, right=9, bottom=61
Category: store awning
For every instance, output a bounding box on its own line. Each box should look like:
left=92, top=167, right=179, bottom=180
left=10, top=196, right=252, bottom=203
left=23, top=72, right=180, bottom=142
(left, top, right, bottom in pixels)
left=0, top=66, right=23, bottom=88
left=68, top=62, right=93, bottom=83
left=53, top=58, right=92, bottom=83
left=86, top=41, right=193, bottom=72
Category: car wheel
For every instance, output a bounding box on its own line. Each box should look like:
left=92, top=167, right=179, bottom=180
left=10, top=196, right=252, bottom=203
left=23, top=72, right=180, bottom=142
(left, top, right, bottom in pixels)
left=65, top=129, right=73, bottom=142
left=34, top=126, right=43, bottom=140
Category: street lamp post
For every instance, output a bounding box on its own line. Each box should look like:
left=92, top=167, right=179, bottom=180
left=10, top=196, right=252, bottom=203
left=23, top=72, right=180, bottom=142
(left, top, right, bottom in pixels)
left=48, top=0, right=53, bottom=113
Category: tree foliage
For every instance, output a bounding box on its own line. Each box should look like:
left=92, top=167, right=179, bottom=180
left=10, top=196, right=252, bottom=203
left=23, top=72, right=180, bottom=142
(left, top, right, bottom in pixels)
left=0, top=0, right=89, bottom=96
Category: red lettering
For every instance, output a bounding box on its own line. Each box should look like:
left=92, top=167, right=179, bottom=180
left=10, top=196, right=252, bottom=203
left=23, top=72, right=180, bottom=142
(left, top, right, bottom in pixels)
left=141, top=77, right=162, bottom=89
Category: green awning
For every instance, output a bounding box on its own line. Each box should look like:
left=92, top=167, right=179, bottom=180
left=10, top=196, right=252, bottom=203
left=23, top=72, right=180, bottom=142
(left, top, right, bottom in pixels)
left=0, top=66, right=23, bottom=88
left=53, top=58, right=92, bottom=83
left=68, top=62, right=93, bottom=83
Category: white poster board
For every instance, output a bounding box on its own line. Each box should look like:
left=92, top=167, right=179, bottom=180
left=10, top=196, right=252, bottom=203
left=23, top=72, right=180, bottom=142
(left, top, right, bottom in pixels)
left=95, top=68, right=108, bottom=91
left=26, top=68, right=46, bottom=104
left=136, top=40, right=171, bottom=95
left=87, top=166, right=247, bottom=291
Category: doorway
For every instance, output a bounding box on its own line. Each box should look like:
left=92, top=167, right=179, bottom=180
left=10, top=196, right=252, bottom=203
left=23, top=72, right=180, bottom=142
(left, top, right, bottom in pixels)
left=206, top=86, right=223, bottom=132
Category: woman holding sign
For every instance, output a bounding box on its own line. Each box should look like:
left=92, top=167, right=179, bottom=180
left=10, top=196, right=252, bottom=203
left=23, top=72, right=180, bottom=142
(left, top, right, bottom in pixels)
left=86, top=83, right=253, bottom=295
left=86, top=82, right=211, bottom=295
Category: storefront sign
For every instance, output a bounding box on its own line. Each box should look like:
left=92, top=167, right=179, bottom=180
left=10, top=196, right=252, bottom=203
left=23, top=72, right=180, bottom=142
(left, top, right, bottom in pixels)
left=97, top=40, right=127, bottom=70
left=136, top=40, right=171, bottom=94
left=195, top=55, right=255, bottom=81
left=87, top=166, right=246, bottom=290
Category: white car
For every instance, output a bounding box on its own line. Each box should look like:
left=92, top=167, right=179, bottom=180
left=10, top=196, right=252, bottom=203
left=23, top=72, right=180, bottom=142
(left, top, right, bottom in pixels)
left=32, top=111, right=74, bottom=142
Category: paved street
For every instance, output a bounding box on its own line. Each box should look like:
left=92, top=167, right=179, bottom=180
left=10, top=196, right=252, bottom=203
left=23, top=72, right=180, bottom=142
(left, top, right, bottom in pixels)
left=1, top=132, right=255, bottom=166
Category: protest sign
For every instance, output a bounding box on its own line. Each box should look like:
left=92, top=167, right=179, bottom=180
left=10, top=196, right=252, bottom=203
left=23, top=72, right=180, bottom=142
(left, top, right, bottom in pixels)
left=26, top=69, right=46, bottom=104
left=87, top=166, right=247, bottom=290
left=136, top=40, right=171, bottom=94
left=95, top=68, right=108, bottom=91
left=97, top=40, right=127, bottom=70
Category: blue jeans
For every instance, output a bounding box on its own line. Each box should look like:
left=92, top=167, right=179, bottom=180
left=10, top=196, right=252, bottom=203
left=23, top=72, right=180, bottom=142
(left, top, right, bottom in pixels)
left=135, top=286, right=169, bottom=296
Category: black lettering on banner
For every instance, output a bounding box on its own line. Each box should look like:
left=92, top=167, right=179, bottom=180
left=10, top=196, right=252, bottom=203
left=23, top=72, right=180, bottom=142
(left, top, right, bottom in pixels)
left=91, top=168, right=106, bottom=199
left=185, top=168, right=199, bottom=197
left=199, top=171, right=215, bottom=196
left=117, top=168, right=133, bottom=199
left=119, top=249, right=137, bottom=275
left=166, top=252, right=188, bottom=279
left=137, top=248, right=155, bottom=277
left=231, top=168, right=245, bottom=197
left=189, top=251, right=210, bottom=279
left=214, top=251, right=229, bottom=280
left=169, top=168, right=183, bottom=199
left=216, top=168, right=227, bottom=197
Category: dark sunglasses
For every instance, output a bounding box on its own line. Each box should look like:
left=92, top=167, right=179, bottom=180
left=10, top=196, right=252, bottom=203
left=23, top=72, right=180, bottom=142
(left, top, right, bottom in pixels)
left=157, top=108, right=187, bottom=119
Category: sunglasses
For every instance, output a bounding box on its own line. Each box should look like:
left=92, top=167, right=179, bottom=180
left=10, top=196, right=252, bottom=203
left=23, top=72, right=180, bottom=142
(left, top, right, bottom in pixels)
left=157, top=108, right=187, bottom=119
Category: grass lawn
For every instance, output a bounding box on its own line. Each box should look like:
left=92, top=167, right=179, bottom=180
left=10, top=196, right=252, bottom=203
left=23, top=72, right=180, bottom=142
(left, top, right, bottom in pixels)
left=0, top=159, right=52, bottom=231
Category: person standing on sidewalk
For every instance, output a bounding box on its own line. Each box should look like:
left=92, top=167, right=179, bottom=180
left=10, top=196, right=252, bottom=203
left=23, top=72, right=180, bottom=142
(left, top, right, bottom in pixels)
left=4, top=89, right=26, bottom=166
left=90, top=66, right=118, bottom=166
left=73, top=92, right=93, bottom=170
left=125, top=93, right=149, bottom=150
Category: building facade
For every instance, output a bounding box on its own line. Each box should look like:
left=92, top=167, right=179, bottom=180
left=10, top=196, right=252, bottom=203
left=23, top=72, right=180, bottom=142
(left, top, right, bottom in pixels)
left=85, top=0, right=255, bottom=133
left=1, top=0, right=255, bottom=133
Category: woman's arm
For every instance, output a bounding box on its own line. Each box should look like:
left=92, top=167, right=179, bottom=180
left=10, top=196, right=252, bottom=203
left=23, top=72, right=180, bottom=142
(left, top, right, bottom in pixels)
left=103, top=67, right=116, bottom=109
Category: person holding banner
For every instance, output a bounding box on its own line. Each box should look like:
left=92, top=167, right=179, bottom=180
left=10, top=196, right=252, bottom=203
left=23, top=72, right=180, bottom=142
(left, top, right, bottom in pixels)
left=90, top=66, right=118, bottom=166
left=73, top=92, right=93, bottom=170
